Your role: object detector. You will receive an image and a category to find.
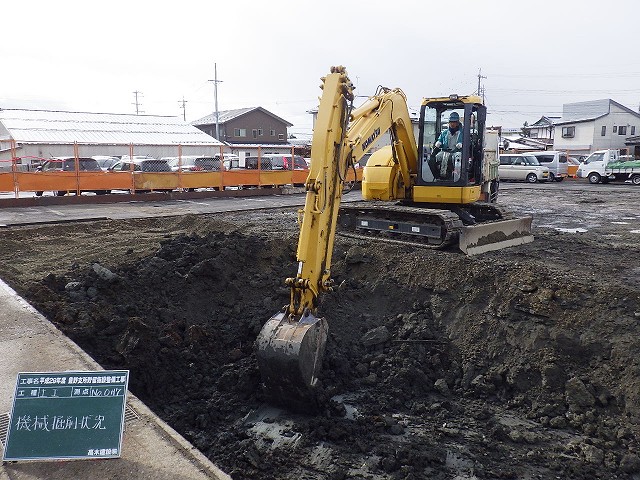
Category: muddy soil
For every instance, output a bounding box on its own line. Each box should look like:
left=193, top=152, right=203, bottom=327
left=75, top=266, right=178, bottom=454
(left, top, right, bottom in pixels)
left=0, top=184, right=639, bottom=479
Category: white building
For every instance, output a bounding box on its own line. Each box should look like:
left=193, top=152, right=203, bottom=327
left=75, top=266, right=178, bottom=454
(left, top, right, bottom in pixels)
left=0, top=109, right=224, bottom=162
left=551, top=100, right=640, bottom=156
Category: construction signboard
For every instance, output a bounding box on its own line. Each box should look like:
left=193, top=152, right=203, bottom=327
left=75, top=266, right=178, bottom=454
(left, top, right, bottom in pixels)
left=2, top=371, right=129, bottom=461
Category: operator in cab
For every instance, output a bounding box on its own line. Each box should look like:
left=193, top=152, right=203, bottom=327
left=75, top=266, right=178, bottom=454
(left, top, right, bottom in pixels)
left=430, top=111, right=463, bottom=180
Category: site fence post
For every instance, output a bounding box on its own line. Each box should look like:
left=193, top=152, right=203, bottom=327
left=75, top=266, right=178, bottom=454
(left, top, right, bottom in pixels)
left=129, top=143, right=135, bottom=193
left=178, top=144, right=183, bottom=191
left=257, top=145, right=262, bottom=188
left=11, top=139, right=18, bottom=198
left=74, top=141, right=80, bottom=196
left=290, top=144, right=294, bottom=184
left=219, top=145, right=224, bottom=191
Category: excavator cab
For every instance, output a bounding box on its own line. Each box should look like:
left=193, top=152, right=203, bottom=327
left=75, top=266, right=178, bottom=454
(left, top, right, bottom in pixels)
left=418, top=95, right=487, bottom=188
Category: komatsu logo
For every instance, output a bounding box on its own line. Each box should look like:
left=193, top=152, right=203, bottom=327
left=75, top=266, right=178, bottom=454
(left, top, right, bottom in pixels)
left=362, top=128, right=380, bottom=151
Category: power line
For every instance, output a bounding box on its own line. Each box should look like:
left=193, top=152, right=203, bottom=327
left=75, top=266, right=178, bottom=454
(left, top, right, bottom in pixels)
left=487, top=72, right=640, bottom=78
left=491, top=88, right=640, bottom=94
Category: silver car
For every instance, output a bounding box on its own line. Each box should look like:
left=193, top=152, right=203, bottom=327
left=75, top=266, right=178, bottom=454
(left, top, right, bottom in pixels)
left=498, top=154, right=550, bottom=183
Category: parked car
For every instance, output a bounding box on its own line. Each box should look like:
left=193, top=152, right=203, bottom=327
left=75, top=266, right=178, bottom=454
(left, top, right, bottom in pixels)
left=119, top=155, right=156, bottom=161
left=529, top=151, right=569, bottom=182
left=38, top=157, right=102, bottom=172
left=166, top=156, right=219, bottom=172
left=35, top=157, right=109, bottom=196
left=260, top=154, right=309, bottom=170
left=498, top=153, right=549, bottom=183
left=213, top=153, right=240, bottom=170
left=108, top=158, right=173, bottom=193
left=109, top=158, right=172, bottom=172
left=92, top=156, right=120, bottom=171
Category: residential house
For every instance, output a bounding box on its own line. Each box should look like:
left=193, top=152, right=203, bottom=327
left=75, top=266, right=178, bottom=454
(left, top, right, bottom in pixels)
left=525, top=116, right=560, bottom=145
left=192, top=107, right=294, bottom=159
left=500, top=135, right=547, bottom=153
left=551, top=99, right=640, bottom=156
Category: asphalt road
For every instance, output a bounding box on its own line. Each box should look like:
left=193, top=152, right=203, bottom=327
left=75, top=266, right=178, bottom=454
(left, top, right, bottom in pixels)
left=0, top=180, right=636, bottom=228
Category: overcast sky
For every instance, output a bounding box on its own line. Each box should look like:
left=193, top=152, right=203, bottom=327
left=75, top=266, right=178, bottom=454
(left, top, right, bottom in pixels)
left=2, top=0, right=638, bottom=137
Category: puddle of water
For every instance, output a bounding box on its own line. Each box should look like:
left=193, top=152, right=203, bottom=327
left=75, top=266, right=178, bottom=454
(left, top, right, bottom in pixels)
left=555, top=227, right=588, bottom=233
left=446, top=449, right=477, bottom=479
left=331, top=394, right=360, bottom=420
left=243, top=405, right=302, bottom=450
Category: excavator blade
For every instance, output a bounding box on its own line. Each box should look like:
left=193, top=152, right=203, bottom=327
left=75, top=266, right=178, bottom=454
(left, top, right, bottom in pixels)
left=256, top=311, right=328, bottom=411
left=459, top=216, right=533, bottom=255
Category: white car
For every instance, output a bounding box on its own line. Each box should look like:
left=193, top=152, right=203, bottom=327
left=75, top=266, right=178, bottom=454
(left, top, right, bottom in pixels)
left=498, top=153, right=550, bottom=183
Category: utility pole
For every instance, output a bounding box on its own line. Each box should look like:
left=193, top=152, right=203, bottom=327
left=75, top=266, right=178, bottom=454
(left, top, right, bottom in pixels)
left=208, top=63, right=223, bottom=140
left=476, top=69, right=486, bottom=99
left=132, top=91, right=144, bottom=115
left=179, top=97, right=188, bottom=121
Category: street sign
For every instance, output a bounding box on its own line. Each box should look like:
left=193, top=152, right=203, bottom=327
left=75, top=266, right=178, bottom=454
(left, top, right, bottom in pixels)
left=2, top=370, right=129, bottom=461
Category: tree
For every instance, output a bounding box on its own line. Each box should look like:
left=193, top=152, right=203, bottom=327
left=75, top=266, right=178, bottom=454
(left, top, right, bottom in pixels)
left=521, top=121, right=530, bottom=137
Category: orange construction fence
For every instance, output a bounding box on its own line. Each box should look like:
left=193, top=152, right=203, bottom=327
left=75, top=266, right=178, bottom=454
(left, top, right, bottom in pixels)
left=0, top=156, right=363, bottom=196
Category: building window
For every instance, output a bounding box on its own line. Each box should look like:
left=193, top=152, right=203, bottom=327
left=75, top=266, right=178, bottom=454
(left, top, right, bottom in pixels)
left=234, top=128, right=246, bottom=137
left=562, top=126, right=575, bottom=138
left=252, top=129, right=258, bottom=139
left=530, top=132, right=538, bottom=138
left=278, top=133, right=284, bottom=140
left=619, top=126, right=627, bottom=135
left=613, top=125, right=618, bottom=133
left=601, top=125, right=606, bottom=136
left=270, top=129, right=276, bottom=136
left=258, top=129, right=263, bottom=136
left=632, top=126, right=636, bottom=135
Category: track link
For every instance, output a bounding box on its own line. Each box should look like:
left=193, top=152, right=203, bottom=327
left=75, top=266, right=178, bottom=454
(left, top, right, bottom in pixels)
left=338, top=203, right=464, bottom=249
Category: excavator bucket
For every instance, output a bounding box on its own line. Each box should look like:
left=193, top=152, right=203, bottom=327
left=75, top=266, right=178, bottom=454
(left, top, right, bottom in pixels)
left=459, top=216, right=533, bottom=255
left=256, top=311, right=328, bottom=411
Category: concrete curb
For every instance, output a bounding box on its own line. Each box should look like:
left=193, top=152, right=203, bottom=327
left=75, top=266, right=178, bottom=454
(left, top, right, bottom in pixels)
left=0, top=279, right=231, bottom=479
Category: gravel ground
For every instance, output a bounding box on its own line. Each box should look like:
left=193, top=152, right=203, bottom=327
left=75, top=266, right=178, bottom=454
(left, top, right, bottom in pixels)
left=0, top=181, right=639, bottom=479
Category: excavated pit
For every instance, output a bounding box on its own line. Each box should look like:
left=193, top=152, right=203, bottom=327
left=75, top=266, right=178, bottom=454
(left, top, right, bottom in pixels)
left=0, top=187, right=640, bottom=479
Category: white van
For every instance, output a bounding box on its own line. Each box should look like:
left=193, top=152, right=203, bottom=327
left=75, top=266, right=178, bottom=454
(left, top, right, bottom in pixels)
left=530, top=151, right=569, bottom=182
left=498, top=153, right=549, bottom=183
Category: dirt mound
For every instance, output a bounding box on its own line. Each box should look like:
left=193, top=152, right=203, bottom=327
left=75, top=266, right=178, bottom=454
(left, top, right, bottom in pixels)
left=11, top=220, right=639, bottom=480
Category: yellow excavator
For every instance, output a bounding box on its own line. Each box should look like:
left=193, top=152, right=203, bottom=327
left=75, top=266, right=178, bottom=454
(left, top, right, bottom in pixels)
left=256, top=66, right=532, bottom=409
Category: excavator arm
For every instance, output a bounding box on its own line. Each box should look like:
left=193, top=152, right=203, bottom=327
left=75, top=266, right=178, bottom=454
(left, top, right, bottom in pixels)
left=288, top=68, right=355, bottom=315
left=256, top=67, right=355, bottom=410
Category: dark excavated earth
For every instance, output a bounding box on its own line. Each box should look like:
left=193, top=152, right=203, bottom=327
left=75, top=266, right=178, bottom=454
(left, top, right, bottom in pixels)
left=0, top=185, right=639, bottom=479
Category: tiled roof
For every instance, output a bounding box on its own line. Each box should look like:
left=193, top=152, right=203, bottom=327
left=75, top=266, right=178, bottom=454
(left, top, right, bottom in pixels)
left=192, top=107, right=293, bottom=127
